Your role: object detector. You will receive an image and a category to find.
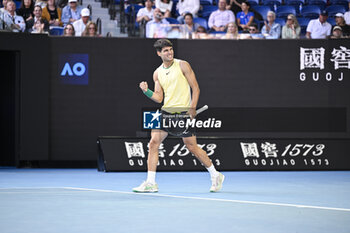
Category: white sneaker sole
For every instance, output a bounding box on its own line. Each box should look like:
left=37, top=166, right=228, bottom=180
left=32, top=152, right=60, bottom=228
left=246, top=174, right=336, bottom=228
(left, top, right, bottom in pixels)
left=132, top=189, right=158, bottom=193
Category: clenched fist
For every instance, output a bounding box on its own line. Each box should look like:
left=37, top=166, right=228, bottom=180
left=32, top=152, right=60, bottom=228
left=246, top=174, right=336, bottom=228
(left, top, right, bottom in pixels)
left=139, top=81, right=148, bottom=92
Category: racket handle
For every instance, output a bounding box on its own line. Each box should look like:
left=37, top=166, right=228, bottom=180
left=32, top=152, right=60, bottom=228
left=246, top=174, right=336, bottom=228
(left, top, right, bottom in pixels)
left=196, top=105, right=208, bottom=115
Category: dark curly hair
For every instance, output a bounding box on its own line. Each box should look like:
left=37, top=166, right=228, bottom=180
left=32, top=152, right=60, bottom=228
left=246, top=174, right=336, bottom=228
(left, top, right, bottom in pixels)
left=153, top=39, right=173, bottom=52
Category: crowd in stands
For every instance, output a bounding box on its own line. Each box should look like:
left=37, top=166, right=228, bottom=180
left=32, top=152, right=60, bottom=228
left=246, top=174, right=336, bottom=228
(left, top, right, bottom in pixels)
left=0, top=0, right=100, bottom=36
left=1, top=0, right=350, bottom=38
left=134, top=0, right=350, bottom=39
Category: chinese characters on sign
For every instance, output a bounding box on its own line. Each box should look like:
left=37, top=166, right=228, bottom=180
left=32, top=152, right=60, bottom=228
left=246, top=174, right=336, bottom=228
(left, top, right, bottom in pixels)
left=241, top=142, right=329, bottom=167
left=299, top=46, right=349, bottom=82
left=125, top=142, right=145, bottom=158
left=261, top=142, right=278, bottom=158
left=99, top=138, right=350, bottom=171
left=331, top=46, right=350, bottom=70
left=125, top=142, right=220, bottom=167
left=300, top=47, right=325, bottom=70
left=240, top=143, right=260, bottom=158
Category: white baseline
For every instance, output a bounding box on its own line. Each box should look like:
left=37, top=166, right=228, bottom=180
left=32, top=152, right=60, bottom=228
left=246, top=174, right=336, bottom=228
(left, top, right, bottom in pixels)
left=63, top=187, right=350, bottom=212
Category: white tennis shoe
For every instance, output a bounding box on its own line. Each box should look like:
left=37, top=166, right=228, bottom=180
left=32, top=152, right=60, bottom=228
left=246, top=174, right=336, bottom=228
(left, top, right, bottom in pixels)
left=210, top=173, right=225, bottom=192
left=132, top=181, right=159, bottom=193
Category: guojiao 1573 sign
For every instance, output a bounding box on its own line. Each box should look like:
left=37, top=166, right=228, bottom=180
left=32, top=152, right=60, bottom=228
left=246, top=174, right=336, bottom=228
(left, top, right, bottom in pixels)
left=299, top=46, right=350, bottom=82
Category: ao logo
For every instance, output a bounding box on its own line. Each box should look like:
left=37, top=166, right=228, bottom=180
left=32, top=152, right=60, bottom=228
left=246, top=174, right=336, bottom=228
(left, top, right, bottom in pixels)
left=60, top=62, right=86, bottom=76
left=59, top=53, right=89, bottom=85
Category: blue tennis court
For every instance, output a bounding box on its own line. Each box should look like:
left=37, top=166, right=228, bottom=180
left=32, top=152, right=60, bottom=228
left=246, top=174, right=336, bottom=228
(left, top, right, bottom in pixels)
left=1, top=168, right=350, bottom=233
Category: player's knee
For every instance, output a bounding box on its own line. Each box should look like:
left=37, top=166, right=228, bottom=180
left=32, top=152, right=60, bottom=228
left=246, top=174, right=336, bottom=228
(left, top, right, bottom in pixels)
left=149, top=139, right=161, bottom=150
left=185, top=143, right=197, bottom=153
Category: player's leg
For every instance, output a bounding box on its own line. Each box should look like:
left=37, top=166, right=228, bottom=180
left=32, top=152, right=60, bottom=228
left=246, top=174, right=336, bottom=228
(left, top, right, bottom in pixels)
left=147, top=129, right=168, bottom=173
left=183, top=135, right=212, bottom=167
left=133, top=129, right=168, bottom=193
left=182, top=135, right=225, bottom=192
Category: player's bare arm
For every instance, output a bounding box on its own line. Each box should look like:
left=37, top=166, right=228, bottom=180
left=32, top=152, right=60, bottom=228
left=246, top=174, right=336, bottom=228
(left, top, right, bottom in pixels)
left=180, top=60, right=200, bottom=118
left=139, top=70, right=164, bottom=103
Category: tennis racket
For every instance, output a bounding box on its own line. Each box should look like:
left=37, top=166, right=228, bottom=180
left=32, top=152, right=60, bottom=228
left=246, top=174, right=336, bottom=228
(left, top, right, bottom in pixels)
left=196, top=105, right=208, bottom=115
left=171, top=105, right=209, bottom=137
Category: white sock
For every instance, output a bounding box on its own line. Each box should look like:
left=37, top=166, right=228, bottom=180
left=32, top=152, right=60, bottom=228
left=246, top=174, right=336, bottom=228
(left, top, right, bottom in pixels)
left=206, top=164, right=219, bottom=178
left=146, top=171, right=156, bottom=184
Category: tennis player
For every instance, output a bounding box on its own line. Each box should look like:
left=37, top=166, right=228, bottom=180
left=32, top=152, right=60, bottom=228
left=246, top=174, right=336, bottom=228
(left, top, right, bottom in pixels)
left=133, top=39, right=224, bottom=193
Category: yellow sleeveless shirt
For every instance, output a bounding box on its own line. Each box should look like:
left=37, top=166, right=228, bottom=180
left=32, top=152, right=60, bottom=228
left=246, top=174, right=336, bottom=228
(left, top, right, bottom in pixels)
left=157, top=59, right=191, bottom=112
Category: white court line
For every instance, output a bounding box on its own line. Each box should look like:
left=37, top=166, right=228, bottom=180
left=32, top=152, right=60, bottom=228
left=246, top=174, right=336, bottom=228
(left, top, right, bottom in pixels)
left=0, top=187, right=88, bottom=194
left=0, top=187, right=65, bottom=190
left=63, top=187, right=350, bottom=213
left=0, top=192, right=84, bottom=194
